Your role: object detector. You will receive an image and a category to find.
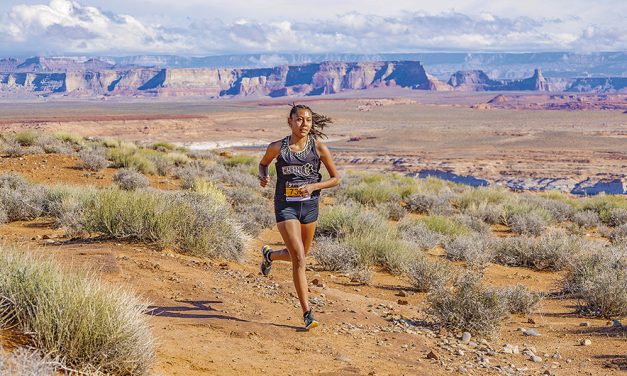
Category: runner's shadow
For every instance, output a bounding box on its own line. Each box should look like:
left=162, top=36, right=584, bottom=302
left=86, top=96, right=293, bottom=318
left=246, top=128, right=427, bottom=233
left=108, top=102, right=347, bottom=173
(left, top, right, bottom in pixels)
left=146, top=300, right=247, bottom=321
left=146, top=300, right=306, bottom=331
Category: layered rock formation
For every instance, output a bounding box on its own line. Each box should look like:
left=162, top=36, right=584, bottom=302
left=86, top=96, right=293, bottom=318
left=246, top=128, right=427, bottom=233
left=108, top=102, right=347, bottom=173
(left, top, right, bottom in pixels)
left=1, top=56, right=624, bottom=97
left=0, top=60, right=443, bottom=98
left=448, top=69, right=549, bottom=91
left=567, top=77, right=627, bottom=93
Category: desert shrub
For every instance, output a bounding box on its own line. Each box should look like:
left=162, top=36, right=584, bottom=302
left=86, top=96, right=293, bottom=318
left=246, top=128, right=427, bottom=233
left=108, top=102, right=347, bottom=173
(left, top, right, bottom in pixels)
left=536, top=197, right=574, bottom=222
left=312, top=237, right=359, bottom=272
left=113, top=168, right=150, bottom=191
left=572, top=210, right=600, bottom=229
left=78, top=147, right=109, bottom=171
left=343, top=232, right=414, bottom=274
left=165, top=151, right=190, bottom=166
left=220, top=184, right=274, bottom=236
left=0, top=204, right=7, bottom=224
left=175, top=160, right=209, bottom=189
left=376, top=201, right=407, bottom=221
left=607, top=208, right=627, bottom=227
left=107, top=146, right=157, bottom=175
left=444, top=233, right=494, bottom=269
left=427, top=271, right=508, bottom=336
left=0, top=247, right=154, bottom=374
left=54, top=132, right=83, bottom=146
left=454, top=214, right=491, bottom=233
left=340, top=182, right=401, bottom=206
left=3, top=143, right=27, bottom=157
left=414, top=177, right=457, bottom=195
left=580, top=268, right=627, bottom=318
left=454, top=186, right=508, bottom=210
left=405, top=192, right=453, bottom=215
left=508, top=211, right=547, bottom=236
left=609, top=223, right=627, bottom=243
left=563, top=245, right=626, bottom=318
left=582, top=194, right=627, bottom=225
left=192, top=179, right=228, bottom=204
left=222, top=166, right=259, bottom=189
left=149, top=141, right=176, bottom=152
left=77, top=189, right=246, bottom=259
left=462, top=202, right=505, bottom=225
left=421, top=215, right=470, bottom=238
left=14, top=131, right=38, bottom=146
left=149, top=154, right=176, bottom=176
left=0, top=173, right=49, bottom=221
left=46, top=186, right=92, bottom=235
left=397, top=218, right=441, bottom=250
left=494, top=229, right=584, bottom=271
left=403, top=256, right=451, bottom=292
left=317, top=204, right=387, bottom=238
left=34, top=134, right=75, bottom=154
left=224, top=154, right=256, bottom=168
left=497, top=285, right=542, bottom=314
left=0, top=347, right=58, bottom=375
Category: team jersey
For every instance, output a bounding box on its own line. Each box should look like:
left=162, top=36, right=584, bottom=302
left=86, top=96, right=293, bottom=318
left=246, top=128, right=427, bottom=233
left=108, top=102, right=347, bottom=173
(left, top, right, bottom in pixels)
left=274, top=135, right=322, bottom=202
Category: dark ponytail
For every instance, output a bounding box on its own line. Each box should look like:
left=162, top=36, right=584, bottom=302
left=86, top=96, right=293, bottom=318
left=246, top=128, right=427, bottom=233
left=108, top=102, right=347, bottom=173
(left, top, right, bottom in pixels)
left=289, top=104, right=331, bottom=140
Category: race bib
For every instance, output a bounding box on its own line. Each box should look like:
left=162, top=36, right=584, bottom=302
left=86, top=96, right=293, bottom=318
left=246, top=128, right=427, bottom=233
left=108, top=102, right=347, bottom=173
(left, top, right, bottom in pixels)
left=285, top=182, right=311, bottom=202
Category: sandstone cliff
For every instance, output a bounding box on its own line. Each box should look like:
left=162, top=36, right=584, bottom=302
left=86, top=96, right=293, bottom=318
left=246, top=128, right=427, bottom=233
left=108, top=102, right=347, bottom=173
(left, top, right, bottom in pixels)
left=448, top=68, right=549, bottom=91
left=2, top=58, right=619, bottom=98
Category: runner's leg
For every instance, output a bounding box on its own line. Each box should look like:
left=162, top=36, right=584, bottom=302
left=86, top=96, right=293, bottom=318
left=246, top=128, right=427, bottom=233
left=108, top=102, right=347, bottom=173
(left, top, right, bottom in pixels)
left=277, top=219, right=309, bottom=313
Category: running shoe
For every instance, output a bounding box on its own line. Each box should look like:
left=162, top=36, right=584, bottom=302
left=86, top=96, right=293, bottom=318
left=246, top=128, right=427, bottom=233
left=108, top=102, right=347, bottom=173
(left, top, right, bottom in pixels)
left=303, top=309, right=319, bottom=331
left=260, top=245, right=273, bottom=276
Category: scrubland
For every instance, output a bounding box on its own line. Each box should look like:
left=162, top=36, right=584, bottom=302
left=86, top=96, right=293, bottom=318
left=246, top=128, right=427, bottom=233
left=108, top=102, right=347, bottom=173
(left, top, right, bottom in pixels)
left=0, top=130, right=625, bottom=375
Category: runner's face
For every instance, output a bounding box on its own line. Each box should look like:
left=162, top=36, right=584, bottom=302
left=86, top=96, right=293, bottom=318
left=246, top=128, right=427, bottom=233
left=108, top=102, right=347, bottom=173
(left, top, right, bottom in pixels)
left=288, top=109, right=313, bottom=138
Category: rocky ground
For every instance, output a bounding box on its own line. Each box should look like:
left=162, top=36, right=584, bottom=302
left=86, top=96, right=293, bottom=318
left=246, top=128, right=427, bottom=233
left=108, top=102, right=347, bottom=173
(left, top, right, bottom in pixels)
left=0, top=153, right=625, bottom=375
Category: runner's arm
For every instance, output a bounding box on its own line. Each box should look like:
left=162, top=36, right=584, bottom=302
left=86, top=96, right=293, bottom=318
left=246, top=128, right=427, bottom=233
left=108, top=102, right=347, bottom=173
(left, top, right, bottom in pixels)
left=309, top=142, right=340, bottom=191
left=258, top=141, right=281, bottom=187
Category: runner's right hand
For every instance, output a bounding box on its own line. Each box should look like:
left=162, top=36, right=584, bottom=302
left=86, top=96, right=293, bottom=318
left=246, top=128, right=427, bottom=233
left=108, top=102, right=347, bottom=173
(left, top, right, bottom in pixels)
left=259, top=175, right=269, bottom=187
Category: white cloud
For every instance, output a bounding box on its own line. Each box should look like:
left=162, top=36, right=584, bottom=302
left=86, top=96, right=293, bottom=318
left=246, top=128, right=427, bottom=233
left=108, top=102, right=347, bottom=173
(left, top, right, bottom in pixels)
left=0, top=0, right=625, bottom=55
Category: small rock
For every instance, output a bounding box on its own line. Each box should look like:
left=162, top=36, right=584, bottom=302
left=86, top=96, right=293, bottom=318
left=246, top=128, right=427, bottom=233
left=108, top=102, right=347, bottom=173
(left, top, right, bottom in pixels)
left=579, top=322, right=590, bottom=327
left=426, top=350, right=439, bottom=360
left=335, top=354, right=351, bottom=362
left=396, top=290, right=407, bottom=297
left=311, top=278, right=320, bottom=286
left=456, top=349, right=465, bottom=356
left=397, top=299, right=408, bottom=305
left=461, top=331, right=471, bottom=344
left=42, top=234, right=52, bottom=240
left=527, top=318, right=536, bottom=324
left=552, top=352, right=561, bottom=359
left=523, top=329, right=541, bottom=337
left=531, top=355, right=543, bottom=363
left=580, top=339, right=592, bottom=346
left=503, top=344, right=519, bottom=354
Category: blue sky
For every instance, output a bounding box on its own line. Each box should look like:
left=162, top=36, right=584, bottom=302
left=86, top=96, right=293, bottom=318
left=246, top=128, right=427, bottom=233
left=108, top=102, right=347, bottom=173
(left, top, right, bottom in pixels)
left=0, top=0, right=625, bottom=56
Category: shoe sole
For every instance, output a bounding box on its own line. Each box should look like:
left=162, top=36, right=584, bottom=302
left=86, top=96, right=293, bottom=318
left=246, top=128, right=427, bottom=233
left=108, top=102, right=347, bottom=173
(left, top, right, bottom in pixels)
left=305, top=320, right=319, bottom=331
left=260, top=246, right=271, bottom=276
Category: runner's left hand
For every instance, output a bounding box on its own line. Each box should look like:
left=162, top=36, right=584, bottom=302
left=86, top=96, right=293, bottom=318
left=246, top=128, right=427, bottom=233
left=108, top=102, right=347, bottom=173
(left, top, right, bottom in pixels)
left=298, top=184, right=315, bottom=196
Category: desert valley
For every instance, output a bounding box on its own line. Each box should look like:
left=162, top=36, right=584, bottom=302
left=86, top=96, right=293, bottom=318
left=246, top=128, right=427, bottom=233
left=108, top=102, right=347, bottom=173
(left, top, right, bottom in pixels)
left=0, top=52, right=625, bottom=376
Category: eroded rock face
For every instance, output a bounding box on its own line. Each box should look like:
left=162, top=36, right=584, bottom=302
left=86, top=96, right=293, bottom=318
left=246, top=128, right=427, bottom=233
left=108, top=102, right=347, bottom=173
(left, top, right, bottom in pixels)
left=567, top=77, right=627, bottom=93
left=0, top=60, right=439, bottom=98
left=4, top=59, right=621, bottom=97
left=449, top=68, right=549, bottom=91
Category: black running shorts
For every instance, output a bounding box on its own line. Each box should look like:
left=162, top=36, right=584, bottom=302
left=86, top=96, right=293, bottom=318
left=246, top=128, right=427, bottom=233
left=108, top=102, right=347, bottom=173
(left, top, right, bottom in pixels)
left=274, top=198, right=319, bottom=224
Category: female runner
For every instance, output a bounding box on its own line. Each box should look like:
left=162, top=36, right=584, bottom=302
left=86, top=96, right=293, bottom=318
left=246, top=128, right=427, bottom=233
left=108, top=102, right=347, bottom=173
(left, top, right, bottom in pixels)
left=258, top=104, right=340, bottom=330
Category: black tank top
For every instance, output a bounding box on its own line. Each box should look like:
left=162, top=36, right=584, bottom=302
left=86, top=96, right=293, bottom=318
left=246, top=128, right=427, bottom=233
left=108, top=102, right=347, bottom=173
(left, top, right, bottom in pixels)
left=275, top=135, right=322, bottom=202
